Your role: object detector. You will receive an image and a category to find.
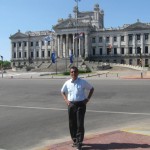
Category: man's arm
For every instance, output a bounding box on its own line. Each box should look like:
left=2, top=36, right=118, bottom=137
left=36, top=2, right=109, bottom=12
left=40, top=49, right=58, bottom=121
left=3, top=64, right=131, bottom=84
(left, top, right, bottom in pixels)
left=61, top=92, right=70, bottom=106
left=85, top=87, right=94, bottom=104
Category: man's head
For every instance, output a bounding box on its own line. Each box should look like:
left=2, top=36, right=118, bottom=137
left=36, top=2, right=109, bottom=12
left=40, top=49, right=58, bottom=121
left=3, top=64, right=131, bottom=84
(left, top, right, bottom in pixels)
left=70, top=66, right=78, bottom=81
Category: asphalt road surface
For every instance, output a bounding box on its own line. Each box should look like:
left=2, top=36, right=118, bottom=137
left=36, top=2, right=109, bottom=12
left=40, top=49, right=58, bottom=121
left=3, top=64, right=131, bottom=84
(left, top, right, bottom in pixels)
left=0, top=78, right=150, bottom=150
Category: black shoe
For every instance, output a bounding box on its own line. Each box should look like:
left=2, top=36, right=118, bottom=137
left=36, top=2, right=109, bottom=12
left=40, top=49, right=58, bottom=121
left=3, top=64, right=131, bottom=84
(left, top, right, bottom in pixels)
left=76, top=143, right=82, bottom=150
left=72, top=142, right=77, bottom=147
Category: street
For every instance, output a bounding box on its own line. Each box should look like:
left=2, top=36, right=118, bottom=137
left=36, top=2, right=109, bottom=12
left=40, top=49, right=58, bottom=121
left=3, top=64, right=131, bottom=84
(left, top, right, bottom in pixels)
left=0, top=79, right=150, bottom=150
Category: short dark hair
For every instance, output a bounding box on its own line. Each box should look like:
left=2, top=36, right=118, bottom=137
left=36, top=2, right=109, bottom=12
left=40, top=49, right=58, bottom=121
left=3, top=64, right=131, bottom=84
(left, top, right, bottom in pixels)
left=70, top=66, right=78, bottom=72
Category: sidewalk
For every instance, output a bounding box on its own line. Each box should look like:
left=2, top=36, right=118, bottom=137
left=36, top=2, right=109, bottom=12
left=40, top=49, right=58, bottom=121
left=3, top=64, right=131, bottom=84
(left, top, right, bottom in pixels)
left=41, top=129, right=150, bottom=150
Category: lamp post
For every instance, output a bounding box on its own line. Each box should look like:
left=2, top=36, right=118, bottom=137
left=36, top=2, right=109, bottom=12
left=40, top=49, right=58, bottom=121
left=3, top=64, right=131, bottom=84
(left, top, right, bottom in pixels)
left=75, top=0, right=81, bottom=68
left=0, top=55, right=3, bottom=78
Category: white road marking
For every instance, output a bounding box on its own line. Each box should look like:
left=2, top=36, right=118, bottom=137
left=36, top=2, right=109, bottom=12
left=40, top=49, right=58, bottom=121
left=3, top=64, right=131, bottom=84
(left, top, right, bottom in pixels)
left=0, top=104, right=150, bottom=116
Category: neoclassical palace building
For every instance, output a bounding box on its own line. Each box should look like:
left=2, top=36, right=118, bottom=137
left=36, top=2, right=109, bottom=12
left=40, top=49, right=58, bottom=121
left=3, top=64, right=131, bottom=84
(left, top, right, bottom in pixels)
left=10, top=4, right=150, bottom=68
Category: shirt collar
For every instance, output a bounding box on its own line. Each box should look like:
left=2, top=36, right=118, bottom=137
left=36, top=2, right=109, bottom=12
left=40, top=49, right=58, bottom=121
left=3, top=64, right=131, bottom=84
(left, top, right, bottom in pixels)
left=71, top=77, right=79, bottom=83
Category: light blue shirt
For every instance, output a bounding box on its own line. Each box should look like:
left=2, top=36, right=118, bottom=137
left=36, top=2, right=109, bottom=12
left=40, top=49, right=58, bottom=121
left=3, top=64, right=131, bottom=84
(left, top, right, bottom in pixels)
left=61, top=77, right=93, bottom=102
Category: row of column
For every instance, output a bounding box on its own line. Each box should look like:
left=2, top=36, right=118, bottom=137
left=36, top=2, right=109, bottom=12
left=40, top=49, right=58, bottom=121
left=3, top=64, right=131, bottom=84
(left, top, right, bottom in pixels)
left=56, top=33, right=89, bottom=58
left=11, top=40, right=53, bottom=59
left=102, top=34, right=145, bottom=55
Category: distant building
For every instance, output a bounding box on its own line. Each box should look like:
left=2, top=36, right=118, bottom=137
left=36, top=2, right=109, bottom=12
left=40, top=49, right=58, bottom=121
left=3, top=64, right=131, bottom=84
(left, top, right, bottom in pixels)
left=10, top=4, right=150, bottom=68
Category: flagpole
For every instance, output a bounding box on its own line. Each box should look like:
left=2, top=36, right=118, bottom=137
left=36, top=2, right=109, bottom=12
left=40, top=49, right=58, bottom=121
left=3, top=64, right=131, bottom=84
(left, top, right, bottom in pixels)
left=75, top=0, right=80, bottom=68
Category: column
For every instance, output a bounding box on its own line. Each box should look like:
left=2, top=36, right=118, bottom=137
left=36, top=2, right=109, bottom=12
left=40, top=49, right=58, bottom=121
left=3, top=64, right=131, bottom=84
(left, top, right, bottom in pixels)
left=66, top=34, right=69, bottom=57
left=57, top=35, right=60, bottom=57
left=84, top=33, right=89, bottom=58
left=39, top=40, right=42, bottom=59
left=73, top=34, right=75, bottom=56
left=60, top=35, right=63, bottom=57
left=125, top=34, right=128, bottom=54
left=133, top=34, right=136, bottom=54
left=34, top=48, right=36, bottom=59
left=16, top=42, right=18, bottom=59
left=103, top=36, right=106, bottom=55
left=21, top=41, right=24, bottom=59
left=79, top=38, right=81, bottom=57
left=45, top=40, right=48, bottom=59
left=141, top=34, right=144, bottom=53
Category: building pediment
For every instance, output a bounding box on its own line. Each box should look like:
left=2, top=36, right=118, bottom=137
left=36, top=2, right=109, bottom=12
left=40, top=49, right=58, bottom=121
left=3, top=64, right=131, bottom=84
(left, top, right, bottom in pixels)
left=10, top=30, right=28, bottom=39
left=123, top=22, right=150, bottom=31
left=53, top=18, right=92, bottom=30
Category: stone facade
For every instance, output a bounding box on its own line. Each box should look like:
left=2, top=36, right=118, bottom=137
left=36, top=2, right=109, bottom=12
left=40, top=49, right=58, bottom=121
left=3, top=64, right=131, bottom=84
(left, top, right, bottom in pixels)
left=10, top=4, right=150, bottom=68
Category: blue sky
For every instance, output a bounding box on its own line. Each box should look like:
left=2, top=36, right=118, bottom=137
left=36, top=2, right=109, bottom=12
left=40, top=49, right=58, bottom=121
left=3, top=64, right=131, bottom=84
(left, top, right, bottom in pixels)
left=0, top=0, right=150, bottom=61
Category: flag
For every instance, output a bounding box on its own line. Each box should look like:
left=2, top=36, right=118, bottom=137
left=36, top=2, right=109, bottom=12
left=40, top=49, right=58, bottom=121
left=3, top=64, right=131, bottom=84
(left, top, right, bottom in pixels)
left=74, top=32, right=84, bottom=40
left=108, top=44, right=112, bottom=49
left=51, top=52, right=55, bottom=63
left=79, top=32, right=84, bottom=39
left=44, top=35, right=53, bottom=42
left=70, top=54, right=73, bottom=64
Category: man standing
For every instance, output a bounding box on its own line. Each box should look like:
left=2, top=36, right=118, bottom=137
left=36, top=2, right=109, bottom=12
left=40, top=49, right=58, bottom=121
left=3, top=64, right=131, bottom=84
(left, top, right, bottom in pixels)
left=61, top=66, right=94, bottom=150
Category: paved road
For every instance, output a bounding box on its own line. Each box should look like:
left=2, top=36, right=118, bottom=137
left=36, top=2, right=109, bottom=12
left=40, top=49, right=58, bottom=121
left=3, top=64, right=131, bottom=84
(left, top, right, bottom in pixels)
left=0, top=79, right=150, bottom=150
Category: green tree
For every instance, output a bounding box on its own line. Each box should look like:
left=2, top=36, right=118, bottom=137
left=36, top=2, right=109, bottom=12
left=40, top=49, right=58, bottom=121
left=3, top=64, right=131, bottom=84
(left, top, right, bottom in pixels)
left=0, top=60, right=11, bottom=69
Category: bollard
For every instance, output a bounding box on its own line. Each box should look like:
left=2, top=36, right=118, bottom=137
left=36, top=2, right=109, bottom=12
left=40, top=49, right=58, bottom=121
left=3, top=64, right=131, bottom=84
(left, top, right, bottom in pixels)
left=11, top=76, right=13, bottom=79
left=31, top=76, right=32, bottom=79
left=106, top=73, right=107, bottom=77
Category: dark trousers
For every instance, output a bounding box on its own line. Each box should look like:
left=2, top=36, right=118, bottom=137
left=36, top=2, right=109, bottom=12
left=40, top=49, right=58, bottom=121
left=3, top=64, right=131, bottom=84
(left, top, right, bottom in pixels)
left=68, top=101, right=86, bottom=144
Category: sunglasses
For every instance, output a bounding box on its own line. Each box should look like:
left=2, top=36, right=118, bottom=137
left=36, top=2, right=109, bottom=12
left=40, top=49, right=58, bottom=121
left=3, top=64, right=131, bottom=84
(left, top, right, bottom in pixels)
left=70, top=70, right=78, bottom=73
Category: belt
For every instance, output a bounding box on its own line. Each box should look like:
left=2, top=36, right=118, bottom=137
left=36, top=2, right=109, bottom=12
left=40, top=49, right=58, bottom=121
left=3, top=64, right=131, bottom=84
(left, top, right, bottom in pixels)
left=70, top=100, right=85, bottom=104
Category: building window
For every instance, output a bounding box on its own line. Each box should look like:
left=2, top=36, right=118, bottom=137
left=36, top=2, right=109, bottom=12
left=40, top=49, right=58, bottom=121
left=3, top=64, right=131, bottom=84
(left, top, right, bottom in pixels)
left=48, top=41, right=50, bottom=45
left=92, top=47, right=96, bottom=55
left=13, top=43, right=16, bottom=48
left=145, top=46, right=148, bottom=54
left=36, top=51, right=39, bottom=57
left=42, top=51, right=45, bottom=57
left=145, top=59, right=148, bottom=66
left=42, top=41, right=45, bottom=46
left=129, top=35, right=133, bottom=41
left=121, top=36, right=124, bottom=41
left=24, top=52, right=26, bottom=58
left=30, top=42, right=33, bottom=47
left=36, top=41, right=39, bottom=46
left=99, top=37, right=103, bottom=43
left=145, top=34, right=149, bottom=40
left=99, top=48, right=103, bottom=55
left=121, top=59, right=125, bottom=64
left=19, top=52, right=21, bottom=58
left=129, top=59, right=132, bottom=65
left=48, top=51, right=50, bottom=57
left=92, top=37, right=96, bottom=43
left=31, top=52, right=34, bottom=58
left=24, top=41, right=27, bottom=47
left=113, top=60, right=117, bottom=63
left=114, top=48, right=117, bottom=54
left=107, top=48, right=110, bottom=55
left=113, top=36, right=117, bottom=42
left=137, top=34, right=141, bottom=40
left=106, top=37, right=110, bottom=42
left=129, top=47, right=132, bottom=54
left=137, top=47, right=141, bottom=54
left=137, top=59, right=141, bottom=66
left=18, top=42, right=21, bottom=47
left=14, top=52, right=16, bottom=58
left=121, top=48, right=124, bottom=54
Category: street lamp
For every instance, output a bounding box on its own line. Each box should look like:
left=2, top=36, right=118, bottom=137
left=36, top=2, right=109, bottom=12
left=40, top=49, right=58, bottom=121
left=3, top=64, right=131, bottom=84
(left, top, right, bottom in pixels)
left=0, top=55, right=3, bottom=78
left=74, top=0, right=81, bottom=68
